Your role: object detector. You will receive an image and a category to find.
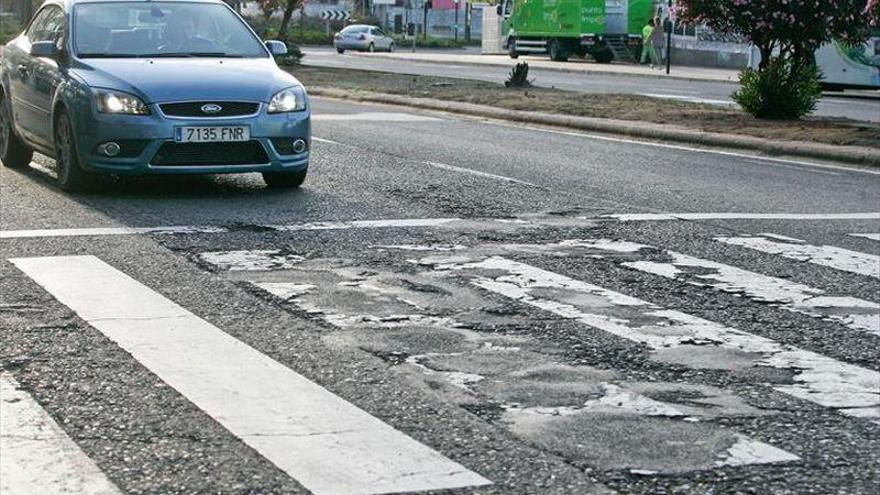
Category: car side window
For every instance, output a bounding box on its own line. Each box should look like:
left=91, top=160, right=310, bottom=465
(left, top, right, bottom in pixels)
left=27, top=7, right=64, bottom=44
left=26, top=8, right=52, bottom=41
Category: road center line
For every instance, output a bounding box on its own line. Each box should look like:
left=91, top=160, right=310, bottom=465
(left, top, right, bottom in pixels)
left=848, top=233, right=880, bottom=242
left=1, top=372, right=123, bottom=495
left=9, top=255, right=491, bottom=495
left=417, top=255, right=879, bottom=419
left=424, top=161, right=541, bottom=187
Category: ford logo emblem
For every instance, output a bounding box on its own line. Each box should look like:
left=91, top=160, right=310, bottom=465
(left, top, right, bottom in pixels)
left=201, top=104, right=223, bottom=114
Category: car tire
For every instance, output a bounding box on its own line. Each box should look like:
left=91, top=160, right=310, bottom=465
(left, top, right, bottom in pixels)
left=262, top=168, right=307, bottom=188
left=368, top=43, right=375, bottom=53
left=337, top=47, right=345, bottom=54
left=388, top=42, right=395, bottom=52
left=549, top=39, right=568, bottom=62
left=54, top=112, right=93, bottom=192
left=0, top=93, right=34, bottom=169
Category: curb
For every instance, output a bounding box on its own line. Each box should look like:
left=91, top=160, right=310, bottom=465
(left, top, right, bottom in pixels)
left=309, top=87, right=880, bottom=168
left=352, top=52, right=740, bottom=85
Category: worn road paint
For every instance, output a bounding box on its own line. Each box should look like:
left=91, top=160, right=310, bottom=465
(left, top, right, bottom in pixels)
left=716, top=236, right=880, bottom=279
left=606, top=213, right=880, bottom=222
left=0, top=373, right=122, bottom=495
left=0, top=225, right=227, bottom=239
left=556, top=239, right=880, bottom=337
left=420, top=256, right=879, bottom=419
left=716, top=435, right=801, bottom=467
left=423, top=161, right=541, bottom=187
left=10, top=255, right=491, bottom=495
left=848, top=233, right=880, bottom=242
left=198, top=250, right=305, bottom=271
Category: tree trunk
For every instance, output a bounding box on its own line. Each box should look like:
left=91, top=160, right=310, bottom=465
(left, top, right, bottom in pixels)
left=278, top=0, right=300, bottom=41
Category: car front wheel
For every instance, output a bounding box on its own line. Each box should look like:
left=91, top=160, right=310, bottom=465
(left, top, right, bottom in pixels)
left=337, top=47, right=345, bottom=54
left=54, top=112, right=93, bottom=192
left=0, top=93, right=34, bottom=169
left=262, top=168, right=307, bottom=188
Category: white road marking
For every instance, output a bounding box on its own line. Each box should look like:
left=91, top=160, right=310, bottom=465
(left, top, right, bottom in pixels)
left=716, top=235, right=880, bottom=279
left=555, top=239, right=880, bottom=337
left=311, top=137, right=342, bottom=145
left=198, top=250, right=305, bottom=271
left=1, top=373, right=122, bottom=495
left=418, top=256, right=879, bottom=419
left=496, top=122, right=880, bottom=176
left=424, top=161, right=540, bottom=187
left=267, top=217, right=462, bottom=231
left=849, top=233, right=880, bottom=241
left=0, top=225, right=227, bottom=239
left=236, top=260, right=799, bottom=469
left=717, top=436, right=801, bottom=467
left=607, top=212, right=880, bottom=222
left=10, top=256, right=491, bottom=495
left=313, top=112, right=441, bottom=122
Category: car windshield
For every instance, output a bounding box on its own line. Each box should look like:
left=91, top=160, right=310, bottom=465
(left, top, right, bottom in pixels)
left=73, top=2, right=268, bottom=58
left=341, top=26, right=369, bottom=34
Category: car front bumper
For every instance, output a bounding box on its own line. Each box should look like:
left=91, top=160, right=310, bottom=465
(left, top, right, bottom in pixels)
left=73, top=103, right=310, bottom=176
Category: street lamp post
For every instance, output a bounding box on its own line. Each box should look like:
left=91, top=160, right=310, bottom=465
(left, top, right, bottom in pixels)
left=454, top=0, right=460, bottom=44
left=666, top=0, right=672, bottom=74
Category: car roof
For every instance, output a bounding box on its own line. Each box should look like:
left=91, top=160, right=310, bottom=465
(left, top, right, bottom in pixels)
left=343, top=24, right=378, bottom=29
left=55, top=0, right=225, bottom=9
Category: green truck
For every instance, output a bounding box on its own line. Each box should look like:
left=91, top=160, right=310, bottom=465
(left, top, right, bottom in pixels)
left=497, top=0, right=655, bottom=63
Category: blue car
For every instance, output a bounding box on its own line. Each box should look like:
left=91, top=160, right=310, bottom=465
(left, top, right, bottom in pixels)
left=0, top=0, right=310, bottom=191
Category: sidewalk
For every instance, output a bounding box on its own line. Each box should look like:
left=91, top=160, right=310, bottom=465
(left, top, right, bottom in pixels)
left=357, top=50, right=742, bottom=84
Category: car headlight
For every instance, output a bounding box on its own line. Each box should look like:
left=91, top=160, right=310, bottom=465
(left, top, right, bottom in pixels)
left=94, top=89, right=150, bottom=115
left=268, top=86, right=307, bottom=113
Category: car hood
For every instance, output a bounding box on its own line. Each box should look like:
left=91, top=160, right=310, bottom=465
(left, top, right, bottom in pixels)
left=70, top=57, right=302, bottom=103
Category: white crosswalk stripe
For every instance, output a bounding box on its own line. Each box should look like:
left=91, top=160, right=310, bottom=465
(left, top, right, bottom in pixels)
left=414, top=255, right=879, bottom=420
left=1, top=373, right=122, bottom=495
left=203, top=253, right=802, bottom=471
left=716, top=235, right=880, bottom=279
left=9, top=255, right=491, bottom=495
left=531, top=239, right=880, bottom=338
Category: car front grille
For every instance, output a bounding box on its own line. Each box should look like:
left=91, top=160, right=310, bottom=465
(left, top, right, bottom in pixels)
left=151, top=141, right=270, bottom=166
left=159, top=101, right=260, bottom=118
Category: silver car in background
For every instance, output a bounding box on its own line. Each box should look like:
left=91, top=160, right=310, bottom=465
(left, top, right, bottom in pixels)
left=334, top=25, right=395, bottom=53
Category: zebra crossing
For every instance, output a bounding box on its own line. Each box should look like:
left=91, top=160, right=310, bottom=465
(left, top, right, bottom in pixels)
left=2, top=216, right=879, bottom=494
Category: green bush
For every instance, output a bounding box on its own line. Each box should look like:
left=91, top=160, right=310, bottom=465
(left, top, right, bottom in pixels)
left=275, top=43, right=304, bottom=66
left=286, top=31, right=335, bottom=45
left=390, top=36, right=466, bottom=49
left=733, top=58, right=822, bottom=120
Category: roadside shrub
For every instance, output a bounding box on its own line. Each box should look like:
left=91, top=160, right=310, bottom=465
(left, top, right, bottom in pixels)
left=391, top=36, right=466, bottom=49
left=286, top=31, right=336, bottom=45
left=505, top=62, right=532, bottom=88
left=732, top=58, right=822, bottom=119
left=275, top=43, right=304, bottom=66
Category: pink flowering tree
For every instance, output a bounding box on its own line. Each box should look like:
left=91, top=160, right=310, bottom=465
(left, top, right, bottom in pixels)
left=677, top=0, right=875, bottom=71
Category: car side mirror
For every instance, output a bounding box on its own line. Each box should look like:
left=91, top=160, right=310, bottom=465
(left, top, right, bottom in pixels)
left=30, top=41, right=59, bottom=59
left=265, top=40, right=288, bottom=57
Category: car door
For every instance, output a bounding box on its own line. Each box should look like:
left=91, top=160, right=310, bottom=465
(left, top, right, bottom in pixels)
left=7, top=7, right=53, bottom=142
left=370, top=28, right=388, bottom=50
left=27, top=5, right=66, bottom=148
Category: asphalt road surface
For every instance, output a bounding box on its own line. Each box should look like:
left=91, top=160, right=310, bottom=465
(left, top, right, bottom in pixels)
left=1, top=98, right=879, bottom=495
left=301, top=46, right=880, bottom=123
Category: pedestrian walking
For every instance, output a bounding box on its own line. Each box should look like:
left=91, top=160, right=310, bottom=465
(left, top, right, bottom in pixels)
left=640, top=19, right=660, bottom=68
left=651, top=16, right=665, bottom=67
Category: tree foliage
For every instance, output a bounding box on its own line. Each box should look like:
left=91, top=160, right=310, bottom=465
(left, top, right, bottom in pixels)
left=257, top=0, right=303, bottom=41
left=677, top=1, right=875, bottom=71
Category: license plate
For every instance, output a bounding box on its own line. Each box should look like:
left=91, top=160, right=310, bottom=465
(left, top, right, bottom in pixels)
left=175, top=126, right=250, bottom=143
